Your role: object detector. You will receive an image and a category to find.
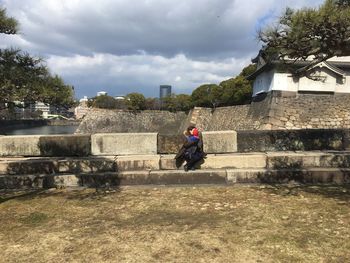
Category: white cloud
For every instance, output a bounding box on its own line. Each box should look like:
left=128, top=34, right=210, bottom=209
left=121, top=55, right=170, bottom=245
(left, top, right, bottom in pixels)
left=47, top=52, right=252, bottom=97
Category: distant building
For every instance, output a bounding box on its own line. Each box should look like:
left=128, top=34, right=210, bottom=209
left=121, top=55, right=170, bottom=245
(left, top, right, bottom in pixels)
left=159, top=85, right=172, bottom=99
left=114, top=96, right=125, bottom=100
left=97, top=91, right=107, bottom=96
left=29, top=102, right=50, bottom=119
left=79, top=96, right=89, bottom=104
left=75, top=96, right=90, bottom=119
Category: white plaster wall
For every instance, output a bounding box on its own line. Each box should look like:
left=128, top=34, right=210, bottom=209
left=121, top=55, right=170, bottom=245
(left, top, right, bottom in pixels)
left=253, top=63, right=350, bottom=95
left=298, top=68, right=337, bottom=92
left=271, top=73, right=298, bottom=92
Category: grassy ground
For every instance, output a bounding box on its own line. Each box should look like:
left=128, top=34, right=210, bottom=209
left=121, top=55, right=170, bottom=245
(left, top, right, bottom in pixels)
left=1, top=184, right=350, bottom=263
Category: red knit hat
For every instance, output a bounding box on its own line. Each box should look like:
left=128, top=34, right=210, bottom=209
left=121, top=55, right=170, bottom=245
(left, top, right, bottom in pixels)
left=192, top=128, right=199, bottom=137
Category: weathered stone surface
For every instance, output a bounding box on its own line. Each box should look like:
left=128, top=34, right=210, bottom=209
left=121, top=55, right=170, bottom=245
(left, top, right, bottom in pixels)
left=38, top=135, right=91, bottom=156
left=159, top=155, right=184, bottom=170
left=227, top=168, right=350, bottom=184
left=226, top=169, right=261, bottom=184
left=262, top=92, right=350, bottom=130
left=73, top=173, right=121, bottom=188
left=117, top=171, right=151, bottom=185
left=200, top=154, right=266, bottom=169
left=160, top=154, right=266, bottom=170
left=157, top=134, right=184, bottom=154
left=0, top=135, right=91, bottom=157
left=148, top=170, right=227, bottom=185
left=54, top=174, right=80, bottom=187
left=202, top=131, right=237, bottom=153
left=0, top=159, right=57, bottom=175
left=0, top=136, right=41, bottom=156
left=76, top=109, right=187, bottom=134
left=266, top=152, right=350, bottom=169
left=2, top=166, right=350, bottom=189
left=91, top=133, right=158, bottom=155
left=257, top=168, right=350, bottom=184
left=0, top=175, right=46, bottom=189
left=237, top=129, right=346, bottom=152
left=188, top=106, right=261, bottom=132
left=57, top=157, right=116, bottom=173
left=116, top=155, right=160, bottom=171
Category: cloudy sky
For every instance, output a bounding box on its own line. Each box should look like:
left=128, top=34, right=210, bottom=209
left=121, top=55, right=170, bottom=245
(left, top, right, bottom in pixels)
left=1, top=0, right=324, bottom=99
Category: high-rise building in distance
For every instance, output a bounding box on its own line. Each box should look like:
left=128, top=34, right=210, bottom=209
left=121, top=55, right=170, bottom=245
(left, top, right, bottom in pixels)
left=159, top=85, right=172, bottom=99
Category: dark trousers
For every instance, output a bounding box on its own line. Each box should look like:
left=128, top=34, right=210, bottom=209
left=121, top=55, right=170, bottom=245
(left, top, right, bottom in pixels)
left=185, top=152, right=203, bottom=168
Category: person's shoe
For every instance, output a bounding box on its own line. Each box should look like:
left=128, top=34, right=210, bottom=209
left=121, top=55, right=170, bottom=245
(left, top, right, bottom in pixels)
left=184, top=165, right=189, bottom=172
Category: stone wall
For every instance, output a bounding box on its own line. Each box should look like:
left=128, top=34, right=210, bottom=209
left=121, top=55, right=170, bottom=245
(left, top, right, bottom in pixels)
left=76, top=109, right=187, bottom=134
left=186, top=106, right=261, bottom=131
left=264, top=92, right=350, bottom=130
left=188, top=92, right=350, bottom=131
left=76, top=92, right=350, bottom=134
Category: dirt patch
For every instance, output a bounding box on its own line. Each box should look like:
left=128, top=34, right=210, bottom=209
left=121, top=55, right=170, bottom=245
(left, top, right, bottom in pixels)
left=1, top=185, right=350, bottom=262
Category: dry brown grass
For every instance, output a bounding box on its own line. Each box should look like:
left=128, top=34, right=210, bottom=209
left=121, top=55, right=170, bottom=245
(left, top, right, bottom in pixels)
left=1, top=184, right=350, bottom=263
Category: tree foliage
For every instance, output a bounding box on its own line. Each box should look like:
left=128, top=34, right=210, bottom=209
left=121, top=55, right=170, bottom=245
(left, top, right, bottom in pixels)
left=0, top=7, right=74, bottom=110
left=0, top=8, right=18, bottom=34
left=125, top=92, right=146, bottom=111
left=259, top=0, right=350, bottom=71
left=89, top=95, right=117, bottom=109
left=191, top=64, right=256, bottom=108
left=191, top=84, right=223, bottom=108
left=0, top=49, right=75, bottom=109
left=162, top=94, right=192, bottom=112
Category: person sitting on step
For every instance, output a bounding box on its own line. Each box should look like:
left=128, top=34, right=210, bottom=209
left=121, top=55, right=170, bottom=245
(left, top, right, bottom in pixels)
left=175, top=126, right=205, bottom=171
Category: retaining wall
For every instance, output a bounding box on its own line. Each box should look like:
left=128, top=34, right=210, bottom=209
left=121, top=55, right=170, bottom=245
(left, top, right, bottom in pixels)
left=255, top=91, right=350, bottom=130
left=76, top=109, right=187, bottom=135
left=0, top=129, right=350, bottom=157
left=187, top=92, right=350, bottom=131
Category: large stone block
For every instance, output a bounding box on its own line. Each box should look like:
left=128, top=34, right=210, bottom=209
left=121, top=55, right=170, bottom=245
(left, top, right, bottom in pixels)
left=226, top=169, right=261, bottom=184
left=148, top=170, right=227, bottom=185
left=54, top=174, right=80, bottom=188
left=118, top=170, right=227, bottom=185
left=200, top=154, right=266, bottom=169
left=266, top=151, right=350, bottom=169
left=0, top=159, right=57, bottom=175
left=159, top=155, right=184, bottom=170
left=237, top=129, right=346, bottom=152
left=91, top=133, right=158, bottom=155
left=0, top=135, right=91, bottom=157
left=157, top=134, right=184, bottom=154
left=57, top=157, right=116, bottom=173
left=0, top=136, right=41, bottom=156
left=266, top=152, right=323, bottom=169
left=160, top=153, right=266, bottom=170
left=0, top=174, right=46, bottom=189
left=38, top=135, right=91, bottom=156
left=202, top=131, right=237, bottom=153
left=116, top=155, right=160, bottom=171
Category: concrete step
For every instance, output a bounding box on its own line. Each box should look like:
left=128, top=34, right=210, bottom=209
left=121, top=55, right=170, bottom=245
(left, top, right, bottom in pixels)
left=1, top=167, right=350, bottom=189
left=0, top=156, right=116, bottom=175
left=1, top=151, right=350, bottom=175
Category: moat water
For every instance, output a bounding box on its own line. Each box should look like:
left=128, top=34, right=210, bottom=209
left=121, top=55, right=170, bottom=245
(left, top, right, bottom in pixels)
left=3, top=125, right=78, bottom=135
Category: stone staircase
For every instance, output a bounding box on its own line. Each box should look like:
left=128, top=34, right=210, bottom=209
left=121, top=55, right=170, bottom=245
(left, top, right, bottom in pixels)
left=1, top=151, right=350, bottom=189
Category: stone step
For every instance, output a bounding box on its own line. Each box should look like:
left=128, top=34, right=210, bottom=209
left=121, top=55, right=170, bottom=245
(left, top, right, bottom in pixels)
left=1, top=151, right=350, bottom=175
left=1, top=167, right=350, bottom=189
